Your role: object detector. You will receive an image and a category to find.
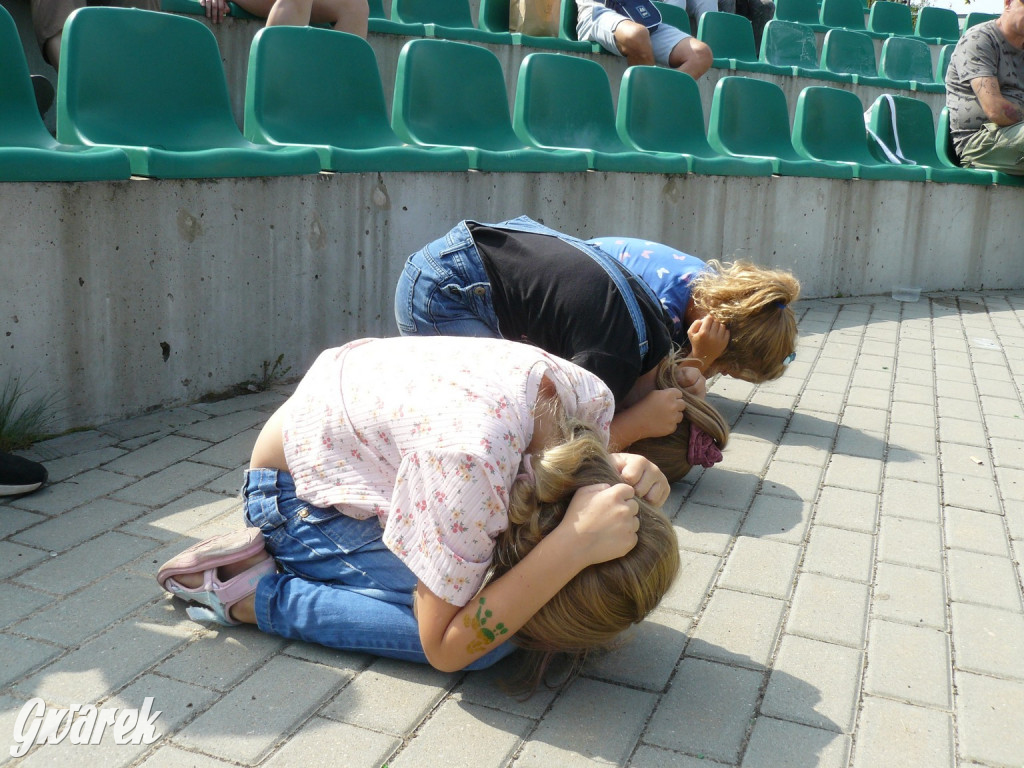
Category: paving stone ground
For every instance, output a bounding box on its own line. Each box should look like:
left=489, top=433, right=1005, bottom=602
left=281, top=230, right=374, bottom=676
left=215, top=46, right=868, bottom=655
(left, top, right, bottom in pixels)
left=3, top=291, right=1023, bottom=768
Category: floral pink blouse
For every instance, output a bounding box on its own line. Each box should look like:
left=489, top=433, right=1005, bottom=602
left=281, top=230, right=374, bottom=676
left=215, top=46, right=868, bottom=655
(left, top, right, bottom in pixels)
left=282, top=336, right=614, bottom=606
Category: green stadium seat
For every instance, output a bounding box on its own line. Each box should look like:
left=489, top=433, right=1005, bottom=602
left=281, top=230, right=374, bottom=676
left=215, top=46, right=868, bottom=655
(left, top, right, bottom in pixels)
left=775, top=0, right=829, bottom=32
left=867, top=0, right=912, bottom=36
left=512, top=53, right=689, bottom=172
left=0, top=5, right=130, bottom=182
left=963, top=12, right=998, bottom=30
left=392, top=0, right=513, bottom=43
left=935, top=43, right=955, bottom=83
left=820, top=28, right=902, bottom=88
left=759, top=19, right=849, bottom=82
left=697, top=12, right=791, bottom=74
left=867, top=94, right=990, bottom=184
left=935, top=106, right=1024, bottom=186
left=368, top=0, right=428, bottom=35
left=391, top=39, right=589, bottom=171
left=57, top=8, right=321, bottom=179
left=708, top=76, right=855, bottom=178
left=653, top=1, right=691, bottom=34
left=558, top=0, right=604, bottom=52
left=914, top=6, right=960, bottom=44
left=244, top=27, right=468, bottom=172
left=792, top=86, right=928, bottom=180
left=879, top=36, right=945, bottom=93
left=478, top=0, right=587, bottom=48
left=819, top=0, right=887, bottom=38
left=615, top=66, right=774, bottom=176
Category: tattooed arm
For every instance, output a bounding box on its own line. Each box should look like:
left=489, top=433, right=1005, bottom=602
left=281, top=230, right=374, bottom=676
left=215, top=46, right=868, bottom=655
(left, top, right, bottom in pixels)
left=971, top=76, right=1024, bottom=126
left=414, top=482, right=641, bottom=672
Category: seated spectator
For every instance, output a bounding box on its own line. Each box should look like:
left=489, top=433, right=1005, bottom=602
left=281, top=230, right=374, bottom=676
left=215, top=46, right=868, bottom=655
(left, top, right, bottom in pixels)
left=945, top=0, right=1024, bottom=174
left=587, top=236, right=800, bottom=383
left=575, top=0, right=712, bottom=79
left=199, top=0, right=368, bottom=35
left=30, top=0, right=160, bottom=70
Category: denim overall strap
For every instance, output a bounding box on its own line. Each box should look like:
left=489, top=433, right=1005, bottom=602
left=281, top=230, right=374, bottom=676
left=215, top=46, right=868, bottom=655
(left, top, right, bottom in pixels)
left=484, top=216, right=661, bottom=358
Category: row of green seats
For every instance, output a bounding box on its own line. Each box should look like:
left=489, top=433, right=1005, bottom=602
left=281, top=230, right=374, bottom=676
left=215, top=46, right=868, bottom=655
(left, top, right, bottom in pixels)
left=776, top=0, right=962, bottom=45
left=760, top=18, right=952, bottom=93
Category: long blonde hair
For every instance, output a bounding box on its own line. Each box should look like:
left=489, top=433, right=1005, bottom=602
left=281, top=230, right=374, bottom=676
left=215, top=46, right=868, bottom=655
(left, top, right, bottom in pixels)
left=691, top=260, right=800, bottom=382
left=628, top=352, right=730, bottom=483
left=491, top=411, right=679, bottom=694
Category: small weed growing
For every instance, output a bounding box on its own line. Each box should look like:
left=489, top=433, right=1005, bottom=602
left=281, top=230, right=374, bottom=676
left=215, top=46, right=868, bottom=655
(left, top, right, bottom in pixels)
left=0, top=377, right=60, bottom=452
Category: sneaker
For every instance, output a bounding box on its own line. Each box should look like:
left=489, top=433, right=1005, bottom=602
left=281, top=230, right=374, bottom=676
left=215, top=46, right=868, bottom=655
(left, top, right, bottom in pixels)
left=0, top=452, right=48, bottom=497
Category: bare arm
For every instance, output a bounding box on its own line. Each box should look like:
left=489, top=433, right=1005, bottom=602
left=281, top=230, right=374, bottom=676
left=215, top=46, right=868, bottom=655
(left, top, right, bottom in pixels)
left=414, top=483, right=641, bottom=672
left=971, top=76, right=1024, bottom=126
left=609, top=388, right=686, bottom=450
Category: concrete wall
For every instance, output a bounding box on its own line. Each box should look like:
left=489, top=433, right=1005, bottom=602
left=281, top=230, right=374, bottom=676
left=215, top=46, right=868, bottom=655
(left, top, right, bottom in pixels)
left=2, top=170, right=1022, bottom=433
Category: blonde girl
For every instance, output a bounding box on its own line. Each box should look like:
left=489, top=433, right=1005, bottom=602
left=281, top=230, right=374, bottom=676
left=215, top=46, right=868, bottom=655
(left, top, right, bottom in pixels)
left=588, top=237, right=801, bottom=382
left=157, top=336, right=679, bottom=692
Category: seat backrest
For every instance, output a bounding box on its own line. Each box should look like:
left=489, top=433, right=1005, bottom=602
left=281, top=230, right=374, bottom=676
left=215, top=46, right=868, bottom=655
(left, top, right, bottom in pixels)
left=559, top=0, right=581, bottom=40
left=915, top=6, right=959, bottom=41
left=698, top=11, right=758, bottom=61
left=245, top=27, right=395, bottom=149
left=392, top=0, right=474, bottom=27
left=513, top=52, right=622, bottom=152
left=0, top=5, right=52, bottom=145
left=478, top=0, right=511, bottom=32
left=963, top=12, right=998, bottom=31
left=819, top=0, right=867, bottom=31
left=935, top=106, right=961, bottom=166
left=792, top=85, right=875, bottom=162
left=935, top=43, right=955, bottom=82
left=774, top=0, right=821, bottom=25
left=616, top=66, right=714, bottom=154
left=759, top=19, right=819, bottom=68
left=867, top=0, right=912, bottom=35
left=879, top=36, right=935, bottom=83
left=58, top=7, right=239, bottom=147
left=708, top=76, right=799, bottom=159
left=868, top=93, right=942, bottom=165
left=367, top=0, right=387, bottom=18
left=820, top=28, right=878, bottom=78
left=392, top=39, right=519, bottom=147
left=653, top=1, right=691, bottom=34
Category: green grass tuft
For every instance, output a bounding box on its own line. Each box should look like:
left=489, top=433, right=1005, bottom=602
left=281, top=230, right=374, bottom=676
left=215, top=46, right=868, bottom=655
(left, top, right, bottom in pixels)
left=0, top=377, right=60, bottom=453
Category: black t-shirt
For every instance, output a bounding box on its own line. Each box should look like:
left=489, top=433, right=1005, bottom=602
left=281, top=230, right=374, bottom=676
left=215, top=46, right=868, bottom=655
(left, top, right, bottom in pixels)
left=469, top=223, right=672, bottom=404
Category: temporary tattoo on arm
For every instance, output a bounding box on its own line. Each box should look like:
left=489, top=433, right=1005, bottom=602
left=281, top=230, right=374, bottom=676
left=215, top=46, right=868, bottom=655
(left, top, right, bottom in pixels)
left=464, top=597, right=508, bottom=654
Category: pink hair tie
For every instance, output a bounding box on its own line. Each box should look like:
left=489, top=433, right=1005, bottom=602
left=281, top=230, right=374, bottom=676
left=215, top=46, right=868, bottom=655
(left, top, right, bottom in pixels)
left=688, top=426, right=723, bottom=468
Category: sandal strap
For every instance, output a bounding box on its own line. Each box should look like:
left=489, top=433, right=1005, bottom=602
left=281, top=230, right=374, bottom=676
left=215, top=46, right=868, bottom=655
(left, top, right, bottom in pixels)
left=168, top=556, right=277, bottom=626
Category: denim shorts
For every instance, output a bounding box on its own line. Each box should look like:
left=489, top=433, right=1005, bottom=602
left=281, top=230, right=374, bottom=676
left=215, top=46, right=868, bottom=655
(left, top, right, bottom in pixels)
left=579, top=4, right=692, bottom=66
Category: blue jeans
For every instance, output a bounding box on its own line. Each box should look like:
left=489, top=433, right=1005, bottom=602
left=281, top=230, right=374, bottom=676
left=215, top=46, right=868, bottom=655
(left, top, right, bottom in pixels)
left=393, top=219, right=502, bottom=337
left=243, top=468, right=516, bottom=669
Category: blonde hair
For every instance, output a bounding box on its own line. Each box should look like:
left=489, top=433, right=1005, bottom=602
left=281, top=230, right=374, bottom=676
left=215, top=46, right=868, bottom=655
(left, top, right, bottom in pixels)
left=491, top=412, right=679, bottom=695
left=628, top=351, right=730, bottom=483
left=691, top=260, right=800, bottom=383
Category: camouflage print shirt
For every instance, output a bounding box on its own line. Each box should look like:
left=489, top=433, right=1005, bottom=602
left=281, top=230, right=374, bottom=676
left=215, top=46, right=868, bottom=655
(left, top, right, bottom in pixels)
left=945, top=20, right=1024, bottom=154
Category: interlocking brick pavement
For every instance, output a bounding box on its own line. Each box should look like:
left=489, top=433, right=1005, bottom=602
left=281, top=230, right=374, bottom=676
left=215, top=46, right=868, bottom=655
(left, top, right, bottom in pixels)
left=3, top=292, right=1023, bottom=767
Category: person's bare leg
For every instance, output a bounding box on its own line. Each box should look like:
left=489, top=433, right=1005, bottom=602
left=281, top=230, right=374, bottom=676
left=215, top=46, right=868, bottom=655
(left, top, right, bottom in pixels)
left=265, top=0, right=314, bottom=26
left=668, top=36, right=712, bottom=79
left=172, top=554, right=264, bottom=624
left=613, top=20, right=656, bottom=66
left=313, top=0, right=367, bottom=36
left=44, top=33, right=61, bottom=71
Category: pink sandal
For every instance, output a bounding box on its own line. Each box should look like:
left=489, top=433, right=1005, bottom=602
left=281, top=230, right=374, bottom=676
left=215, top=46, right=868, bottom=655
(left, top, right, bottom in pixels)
left=157, top=528, right=277, bottom=626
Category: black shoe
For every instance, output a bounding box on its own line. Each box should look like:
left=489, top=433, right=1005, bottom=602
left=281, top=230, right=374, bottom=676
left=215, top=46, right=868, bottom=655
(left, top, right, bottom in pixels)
left=31, top=74, right=54, bottom=118
left=0, top=452, right=48, bottom=497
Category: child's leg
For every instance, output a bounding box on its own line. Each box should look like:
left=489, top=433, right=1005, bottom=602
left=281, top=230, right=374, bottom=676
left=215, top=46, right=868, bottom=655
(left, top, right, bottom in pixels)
left=393, top=223, right=502, bottom=338
left=242, top=469, right=515, bottom=670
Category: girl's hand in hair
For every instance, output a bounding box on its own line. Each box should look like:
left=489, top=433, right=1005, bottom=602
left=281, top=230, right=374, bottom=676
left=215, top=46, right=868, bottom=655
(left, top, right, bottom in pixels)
left=636, top=387, right=687, bottom=438
left=687, top=315, right=730, bottom=373
left=558, top=483, right=643, bottom=565
left=611, top=453, right=670, bottom=506
left=674, top=364, right=707, bottom=400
